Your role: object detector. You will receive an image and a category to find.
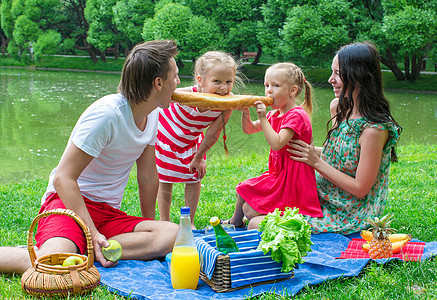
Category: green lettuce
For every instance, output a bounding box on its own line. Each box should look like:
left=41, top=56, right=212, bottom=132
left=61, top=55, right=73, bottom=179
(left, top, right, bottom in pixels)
left=257, top=207, right=313, bottom=273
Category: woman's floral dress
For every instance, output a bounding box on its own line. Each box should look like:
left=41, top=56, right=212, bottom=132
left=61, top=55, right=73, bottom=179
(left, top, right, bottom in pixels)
left=307, top=118, right=401, bottom=234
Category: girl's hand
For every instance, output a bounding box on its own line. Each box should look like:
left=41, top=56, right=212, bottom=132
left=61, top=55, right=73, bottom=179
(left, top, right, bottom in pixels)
left=189, top=157, right=206, bottom=179
left=254, top=101, right=267, bottom=119
left=287, top=139, right=320, bottom=167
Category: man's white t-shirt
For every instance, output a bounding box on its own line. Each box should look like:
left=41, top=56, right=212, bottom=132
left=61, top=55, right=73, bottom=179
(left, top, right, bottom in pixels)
left=42, top=93, right=159, bottom=209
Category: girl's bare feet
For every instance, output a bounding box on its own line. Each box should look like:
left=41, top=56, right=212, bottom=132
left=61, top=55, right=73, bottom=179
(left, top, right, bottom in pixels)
left=221, top=218, right=247, bottom=228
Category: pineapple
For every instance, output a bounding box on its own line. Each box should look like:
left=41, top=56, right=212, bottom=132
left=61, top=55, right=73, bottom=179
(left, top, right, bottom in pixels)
left=366, top=214, right=396, bottom=259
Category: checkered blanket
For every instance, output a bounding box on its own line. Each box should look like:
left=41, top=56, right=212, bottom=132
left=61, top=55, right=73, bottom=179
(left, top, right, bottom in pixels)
left=338, top=238, right=425, bottom=261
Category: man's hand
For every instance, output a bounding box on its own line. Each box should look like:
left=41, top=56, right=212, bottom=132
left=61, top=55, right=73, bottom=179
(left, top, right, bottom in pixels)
left=92, top=233, right=118, bottom=268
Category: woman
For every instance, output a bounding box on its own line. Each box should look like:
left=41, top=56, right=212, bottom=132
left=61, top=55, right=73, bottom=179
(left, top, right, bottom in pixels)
left=289, top=42, right=402, bottom=234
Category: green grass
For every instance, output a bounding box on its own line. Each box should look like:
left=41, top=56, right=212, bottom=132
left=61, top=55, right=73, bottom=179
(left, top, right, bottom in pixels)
left=2, top=55, right=436, bottom=92
left=1, top=144, right=436, bottom=299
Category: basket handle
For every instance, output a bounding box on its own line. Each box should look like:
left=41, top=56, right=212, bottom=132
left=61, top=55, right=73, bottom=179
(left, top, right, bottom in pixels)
left=27, top=208, right=95, bottom=271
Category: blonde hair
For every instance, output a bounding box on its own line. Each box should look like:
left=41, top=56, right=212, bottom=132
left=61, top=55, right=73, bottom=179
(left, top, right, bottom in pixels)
left=266, top=63, right=313, bottom=117
left=194, top=51, right=244, bottom=90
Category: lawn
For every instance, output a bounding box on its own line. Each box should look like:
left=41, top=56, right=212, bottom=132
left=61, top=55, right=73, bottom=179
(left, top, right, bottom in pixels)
left=0, top=144, right=436, bottom=299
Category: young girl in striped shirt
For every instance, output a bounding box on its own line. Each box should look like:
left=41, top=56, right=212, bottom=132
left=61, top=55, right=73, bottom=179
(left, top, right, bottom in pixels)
left=155, top=51, right=242, bottom=229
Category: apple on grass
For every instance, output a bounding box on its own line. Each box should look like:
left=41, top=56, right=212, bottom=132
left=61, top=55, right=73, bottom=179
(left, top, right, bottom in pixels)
left=102, top=240, right=122, bottom=262
left=62, top=255, right=84, bottom=267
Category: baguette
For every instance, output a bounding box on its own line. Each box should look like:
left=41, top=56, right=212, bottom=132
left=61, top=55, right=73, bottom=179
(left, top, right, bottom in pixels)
left=172, top=91, right=274, bottom=110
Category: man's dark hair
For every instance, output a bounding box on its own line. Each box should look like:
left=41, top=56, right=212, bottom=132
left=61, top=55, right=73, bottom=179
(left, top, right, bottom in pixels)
left=118, top=40, right=178, bottom=105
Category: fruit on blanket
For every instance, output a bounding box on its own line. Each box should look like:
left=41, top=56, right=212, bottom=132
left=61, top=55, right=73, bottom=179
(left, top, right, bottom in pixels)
left=361, top=230, right=412, bottom=243
left=392, top=239, right=409, bottom=254
left=362, top=238, right=409, bottom=254
left=62, top=255, right=84, bottom=267
left=360, top=230, right=374, bottom=241
left=102, top=240, right=122, bottom=262
left=388, top=233, right=412, bottom=243
left=366, top=214, right=396, bottom=259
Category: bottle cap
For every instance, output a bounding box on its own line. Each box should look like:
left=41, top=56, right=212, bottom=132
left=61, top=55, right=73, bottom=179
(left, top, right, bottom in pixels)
left=210, top=216, right=220, bottom=226
left=181, top=207, right=190, bottom=215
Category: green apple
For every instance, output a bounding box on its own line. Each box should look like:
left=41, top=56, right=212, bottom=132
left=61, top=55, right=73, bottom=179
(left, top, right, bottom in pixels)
left=62, top=255, right=84, bottom=267
left=102, top=240, right=122, bottom=262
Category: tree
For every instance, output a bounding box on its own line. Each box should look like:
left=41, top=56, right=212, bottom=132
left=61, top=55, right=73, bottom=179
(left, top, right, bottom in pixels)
left=183, top=15, right=222, bottom=61
left=62, top=0, right=100, bottom=62
left=142, top=2, right=191, bottom=65
left=113, top=0, right=154, bottom=55
left=84, top=0, right=119, bottom=61
left=182, top=0, right=265, bottom=63
left=142, top=2, right=223, bottom=63
left=280, top=0, right=354, bottom=66
left=1, top=0, right=14, bottom=55
left=2, top=0, right=65, bottom=60
left=257, top=0, right=295, bottom=59
left=357, top=0, right=437, bottom=81
left=33, top=29, right=61, bottom=60
left=382, top=6, right=437, bottom=81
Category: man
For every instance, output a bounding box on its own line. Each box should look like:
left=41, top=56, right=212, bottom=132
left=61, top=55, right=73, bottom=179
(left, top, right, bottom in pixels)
left=0, top=40, right=180, bottom=274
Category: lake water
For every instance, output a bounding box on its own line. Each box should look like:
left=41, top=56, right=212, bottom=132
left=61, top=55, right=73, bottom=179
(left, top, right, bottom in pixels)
left=0, top=68, right=436, bottom=184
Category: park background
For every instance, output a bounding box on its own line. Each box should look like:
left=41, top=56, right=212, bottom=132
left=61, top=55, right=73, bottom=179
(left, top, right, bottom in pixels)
left=1, top=0, right=437, bottom=299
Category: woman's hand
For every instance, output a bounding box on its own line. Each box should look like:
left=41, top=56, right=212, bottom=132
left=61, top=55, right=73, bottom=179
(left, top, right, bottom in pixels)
left=288, top=139, right=320, bottom=168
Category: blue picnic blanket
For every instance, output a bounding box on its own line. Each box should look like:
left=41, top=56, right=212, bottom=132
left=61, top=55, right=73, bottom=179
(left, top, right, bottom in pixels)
left=96, top=231, right=437, bottom=299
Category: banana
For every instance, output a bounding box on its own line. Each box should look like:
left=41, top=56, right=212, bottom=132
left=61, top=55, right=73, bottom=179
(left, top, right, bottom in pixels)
left=388, top=234, right=412, bottom=243
left=360, top=230, right=412, bottom=243
left=392, top=239, right=409, bottom=254
left=360, top=230, right=373, bottom=241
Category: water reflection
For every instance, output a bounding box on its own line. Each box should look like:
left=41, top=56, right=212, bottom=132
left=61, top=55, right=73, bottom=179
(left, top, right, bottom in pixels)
left=0, top=68, right=436, bottom=184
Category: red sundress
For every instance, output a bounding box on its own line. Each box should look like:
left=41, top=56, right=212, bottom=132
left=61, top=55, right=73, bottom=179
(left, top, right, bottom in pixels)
left=236, top=106, right=323, bottom=217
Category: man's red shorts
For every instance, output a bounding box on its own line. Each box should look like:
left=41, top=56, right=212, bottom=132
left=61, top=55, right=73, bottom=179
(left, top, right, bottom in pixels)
left=35, top=193, right=152, bottom=254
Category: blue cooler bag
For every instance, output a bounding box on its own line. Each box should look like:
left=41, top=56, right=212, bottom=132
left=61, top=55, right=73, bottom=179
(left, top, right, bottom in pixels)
left=195, top=229, right=294, bottom=292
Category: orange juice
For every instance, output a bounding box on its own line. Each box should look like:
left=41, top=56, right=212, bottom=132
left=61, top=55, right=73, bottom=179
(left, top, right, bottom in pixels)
left=170, top=246, right=200, bottom=289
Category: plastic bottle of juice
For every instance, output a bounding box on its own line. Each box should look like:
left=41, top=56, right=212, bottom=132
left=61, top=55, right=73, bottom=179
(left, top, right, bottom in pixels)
left=171, top=207, right=200, bottom=290
left=210, top=217, right=239, bottom=255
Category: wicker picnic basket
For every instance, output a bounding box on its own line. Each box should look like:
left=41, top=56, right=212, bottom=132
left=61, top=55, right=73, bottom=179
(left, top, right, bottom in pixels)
left=199, top=253, right=293, bottom=293
left=21, top=209, right=100, bottom=298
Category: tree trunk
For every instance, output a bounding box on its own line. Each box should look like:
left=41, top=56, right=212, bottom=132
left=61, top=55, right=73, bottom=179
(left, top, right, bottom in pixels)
left=114, top=46, right=119, bottom=60
left=87, top=48, right=98, bottom=62
left=98, top=49, right=107, bottom=63
left=380, top=47, right=405, bottom=81
left=75, top=44, right=98, bottom=62
left=1, top=35, right=7, bottom=56
left=251, top=47, right=262, bottom=66
left=404, top=55, right=411, bottom=81
left=176, top=58, right=185, bottom=70
left=410, top=55, right=423, bottom=82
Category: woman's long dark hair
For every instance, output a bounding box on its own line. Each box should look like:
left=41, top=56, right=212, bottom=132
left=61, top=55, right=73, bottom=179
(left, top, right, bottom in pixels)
left=327, top=42, right=402, bottom=162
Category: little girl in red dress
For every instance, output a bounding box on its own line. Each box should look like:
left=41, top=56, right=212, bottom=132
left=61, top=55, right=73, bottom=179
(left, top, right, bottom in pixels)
left=225, top=63, right=323, bottom=229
